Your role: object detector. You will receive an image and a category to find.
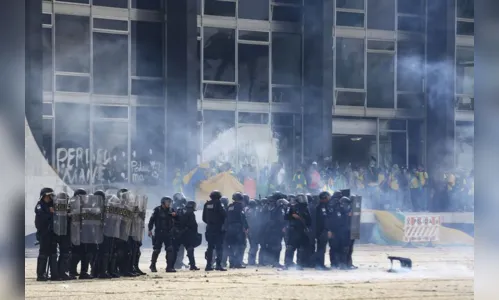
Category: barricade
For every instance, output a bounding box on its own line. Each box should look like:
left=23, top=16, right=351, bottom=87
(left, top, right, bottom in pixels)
left=403, top=214, right=442, bottom=247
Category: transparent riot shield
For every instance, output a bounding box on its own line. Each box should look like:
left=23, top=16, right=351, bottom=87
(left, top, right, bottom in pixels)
left=69, top=196, right=81, bottom=246
left=53, top=194, right=69, bottom=236
left=81, top=195, right=104, bottom=244
left=131, top=195, right=148, bottom=242
left=118, top=192, right=135, bottom=241
left=350, top=195, right=362, bottom=240
left=103, top=195, right=122, bottom=239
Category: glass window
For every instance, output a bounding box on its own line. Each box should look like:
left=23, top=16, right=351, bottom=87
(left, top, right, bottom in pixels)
left=335, top=91, right=365, bottom=106
left=336, top=0, right=364, bottom=10
left=455, top=122, right=474, bottom=171
left=457, top=0, right=474, bottom=19
left=43, top=28, right=52, bottom=92
left=273, top=0, right=301, bottom=4
left=93, top=18, right=128, bottom=31
left=336, top=38, right=365, bottom=89
left=203, top=27, right=236, bottom=82
left=238, top=31, right=269, bottom=42
left=272, top=33, right=301, bottom=85
left=202, top=110, right=236, bottom=166
left=132, top=106, right=165, bottom=185
left=55, top=15, right=90, bottom=73
left=271, top=112, right=293, bottom=127
left=272, top=114, right=301, bottom=173
left=131, top=21, right=163, bottom=78
left=379, top=131, right=407, bottom=168
left=456, top=21, right=474, bottom=36
left=92, top=0, right=128, bottom=8
left=336, top=12, right=364, bottom=27
left=54, top=103, right=90, bottom=185
left=367, top=0, right=395, bottom=31
left=204, top=0, right=236, bottom=17
left=272, top=86, right=301, bottom=105
left=456, top=95, right=474, bottom=110
left=397, top=40, right=424, bottom=92
left=93, top=32, right=129, bottom=95
left=456, top=47, right=474, bottom=95
left=397, top=0, right=424, bottom=15
left=43, top=103, right=53, bottom=116
left=92, top=121, right=129, bottom=184
left=408, top=120, right=424, bottom=168
left=42, top=118, right=53, bottom=166
left=131, top=79, right=164, bottom=97
left=238, top=43, right=269, bottom=102
left=239, top=0, right=269, bottom=20
left=55, top=75, right=90, bottom=93
left=367, top=53, right=395, bottom=108
left=367, top=40, right=395, bottom=51
left=203, top=83, right=237, bottom=100
left=55, top=0, right=89, bottom=3
left=398, top=16, right=424, bottom=32
left=238, top=112, right=269, bottom=124
left=43, top=14, right=52, bottom=25
left=92, top=105, right=129, bottom=119
left=332, top=135, right=377, bottom=167
left=397, top=93, right=424, bottom=109
left=272, top=5, right=301, bottom=22
left=132, top=0, right=162, bottom=10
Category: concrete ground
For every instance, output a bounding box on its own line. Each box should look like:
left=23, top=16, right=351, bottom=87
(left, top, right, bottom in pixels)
left=25, top=245, right=474, bottom=300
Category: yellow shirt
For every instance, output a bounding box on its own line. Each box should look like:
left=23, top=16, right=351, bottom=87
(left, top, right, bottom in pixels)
left=417, top=171, right=428, bottom=186
left=389, top=173, right=399, bottom=190
left=410, top=176, right=420, bottom=189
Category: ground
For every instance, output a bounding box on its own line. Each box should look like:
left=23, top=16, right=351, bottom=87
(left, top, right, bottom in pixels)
left=25, top=245, right=474, bottom=300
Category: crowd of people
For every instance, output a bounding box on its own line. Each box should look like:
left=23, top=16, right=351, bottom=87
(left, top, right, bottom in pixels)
left=34, top=185, right=358, bottom=281
left=176, top=160, right=474, bottom=213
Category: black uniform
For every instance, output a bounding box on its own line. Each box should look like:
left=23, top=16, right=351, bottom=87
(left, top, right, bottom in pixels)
left=148, top=199, right=178, bottom=272
left=53, top=192, right=72, bottom=280
left=326, top=198, right=349, bottom=269
left=284, top=195, right=311, bottom=269
left=175, top=201, right=200, bottom=270
left=224, top=194, right=248, bottom=268
left=69, top=188, right=87, bottom=278
left=314, top=192, right=332, bottom=269
left=246, top=200, right=262, bottom=266
left=262, top=196, right=286, bottom=268
left=202, top=191, right=227, bottom=271
left=34, top=188, right=55, bottom=281
left=172, top=193, right=187, bottom=269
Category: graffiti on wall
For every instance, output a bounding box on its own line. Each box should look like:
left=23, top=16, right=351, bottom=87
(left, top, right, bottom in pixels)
left=55, top=147, right=163, bottom=186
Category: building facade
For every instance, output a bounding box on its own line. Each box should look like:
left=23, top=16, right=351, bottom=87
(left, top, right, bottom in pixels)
left=27, top=0, right=474, bottom=190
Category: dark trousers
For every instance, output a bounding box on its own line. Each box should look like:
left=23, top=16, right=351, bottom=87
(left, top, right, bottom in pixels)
left=80, top=243, right=97, bottom=275
left=205, top=229, right=224, bottom=267
left=225, top=228, right=246, bottom=267
left=36, top=231, right=56, bottom=278
left=152, top=232, right=177, bottom=270
left=247, top=232, right=260, bottom=265
left=284, top=230, right=309, bottom=267
left=315, top=233, right=328, bottom=267
left=264, top=231, right=283, bottom=267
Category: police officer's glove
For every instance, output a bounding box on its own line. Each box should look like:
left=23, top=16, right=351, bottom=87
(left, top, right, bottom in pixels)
left=327, top=231, right=333, bottom=239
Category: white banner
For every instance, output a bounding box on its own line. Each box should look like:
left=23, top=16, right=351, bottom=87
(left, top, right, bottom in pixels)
left=403, top=215, right=442, bottom=243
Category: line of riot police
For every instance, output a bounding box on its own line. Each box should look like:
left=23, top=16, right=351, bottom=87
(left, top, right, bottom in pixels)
left=34, top=187, right=148, bottom=281
left=201, top=189, right=361, bottom=271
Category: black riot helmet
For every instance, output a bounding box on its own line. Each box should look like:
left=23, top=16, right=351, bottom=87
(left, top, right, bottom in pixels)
left=73, top=188, right=87, bottom=197
left=260, top=198, right=268, bottom=206
left=173, top=192, right=186, bottom=204
left=161, top=196, right=173, bottom=207
left=94, top=190, right=106, bottom=199
left=247, top=200, right=257, bottom=209
left=117, top=188, right=129, bottom=199
left=209, top=190, right=222, bottom=201
left=220, top=197, right=229, bottom=209
left=232, top=192, right=244, bottom=202
left=277, top=198, right=289, bottom=208
left=242, top=194, right=250, bottom=206
left=306, top=193, right=314, bottom=204
left=39, top=187, right=55, bottom=201
left=186, top=200, right=197, bottom=211
left=295, top=194, right=308, bottom=205
left=271, top=191, right=285, bottom=201
left=56, top=192, right=69, bottom=200
left=319, top=191, right=331, bottom=202
left=340, top=196, right=351, bottom=209
left=331, top=191, right=343, bottom=201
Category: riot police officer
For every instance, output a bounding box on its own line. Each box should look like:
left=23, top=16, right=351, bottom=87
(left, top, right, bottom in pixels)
left=52, top=192, right=73, bottom=280
left=93, top=190, right=107, bottom=278
left=172, top=192, right=187, bottom=269
left=246, top=200, right=262, bottom=266
left=314, top=191, right=332, bottom=270
left=342, top=196, right=358, bottom=269
left=202, top=190, right=227, bottom=271
left=283, top=194, right=311, bottom=270
left=148, top=196, right=178, bottom=273
left=175, top=200, right=201, bottom=270
left=35, top=187, right=56, bottom=281
left=115, top=188, right=137, bottom=277
left=327, top=193, right=348, bottom=269
left=224, top=192, right=249, bottom=268
left=69, top=188, right=87, bottom=279
left=262, top=192, right=287, bottom=268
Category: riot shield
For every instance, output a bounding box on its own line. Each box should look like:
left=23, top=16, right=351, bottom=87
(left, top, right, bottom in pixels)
left=131, top=195, right=148, bottom=242
left=53, top=194, right=69, bottom=236
left=103, top=195, right=122, bottom=239
left=118, top=192, right=135, bottom=241
left=350, top=195, right=362, bottom=240
left=80, top=195, right=104, bottom=245
left=69, top=196, right=81, bottom=246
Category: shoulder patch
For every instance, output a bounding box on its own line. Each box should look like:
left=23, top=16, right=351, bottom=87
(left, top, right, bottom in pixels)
left=228, top=206, right=234, bottom=211
left=206, top=204, right=214, bottom=209
left=36, top=204, right=41, bottom=210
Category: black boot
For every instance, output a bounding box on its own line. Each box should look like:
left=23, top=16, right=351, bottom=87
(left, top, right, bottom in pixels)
left=174, top=246, right=184, bottom=269
left=187, top=250, right=199, bottom=271
left=205, top=251, right=213, bottom=271
left=165, top=251, right=176, bottom=273
left=109, top=255, right=120, bottom=278
left=36, top=255, right=49, bottom=282
left=150, top=250, right=159, bottom=273
left=58, top=254, right=72, bottom=281
left=69, top=253, right=79, bottom=278
left=134, top=251, right=146, bottom=275
left=49, top=254, right=59, bottom=281
left=98, top=254, right=112, bottom=279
